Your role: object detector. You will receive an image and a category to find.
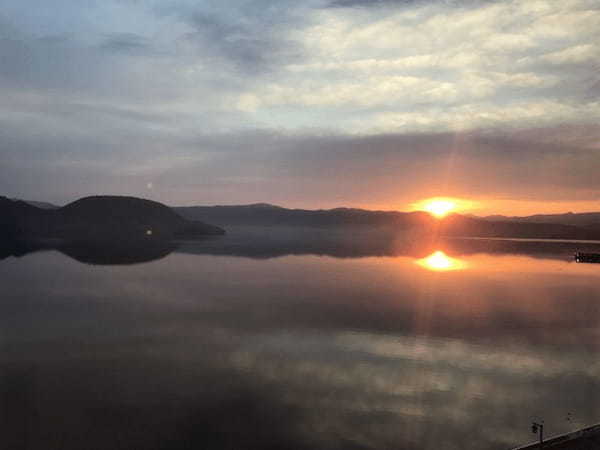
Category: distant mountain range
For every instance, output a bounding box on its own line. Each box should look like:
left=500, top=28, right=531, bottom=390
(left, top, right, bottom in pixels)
left=17, top=199, right=59, bottom=209
left=1, top=196, right=224, bottom=242
left=4, top=199, right=61, bottom=209
left=483, top=212, right=600, bottom=228
left=4, top=197, right=600, bottom=244
left=174, top=203, right=434, bottom=229
left=174, top=203, right=600, bottom=240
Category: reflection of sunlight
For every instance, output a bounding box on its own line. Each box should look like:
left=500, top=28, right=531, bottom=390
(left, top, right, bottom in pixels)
left=416, top=251, right=468, bottom=272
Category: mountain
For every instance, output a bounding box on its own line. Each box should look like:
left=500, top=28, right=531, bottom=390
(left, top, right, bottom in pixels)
left=483, top=212, right=600, bottom=229
left=174, top=204, right=600, bottom=240
left=438, top=213, right=600, bottom=240
left=9, top=199, right=60, bottom=209
left=173, top=204, right=436, bottom=229
left=1, top=195, right=224, bottom=242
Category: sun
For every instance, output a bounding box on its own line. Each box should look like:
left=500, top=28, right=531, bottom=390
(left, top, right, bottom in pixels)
left=423, top=200, right=456, bottom=218
left=410, top=197, right=477, bottom=218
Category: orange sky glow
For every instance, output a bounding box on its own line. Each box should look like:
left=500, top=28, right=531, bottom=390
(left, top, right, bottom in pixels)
left=369, top=198, right=600, bottom=217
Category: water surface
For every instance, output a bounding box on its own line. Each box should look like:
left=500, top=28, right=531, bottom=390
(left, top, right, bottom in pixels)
left=1, top=231, right=600, bottom=449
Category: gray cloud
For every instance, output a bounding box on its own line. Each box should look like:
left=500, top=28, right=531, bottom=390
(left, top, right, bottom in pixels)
left=183, top=13, right=283, bottom=73
left=152, top=1, right=310, bottom=75
left=100, top=32, right=152, bottom=54
left=4, top=118, right=598, bottom=208
left=0, top=32, right=134, bottom=95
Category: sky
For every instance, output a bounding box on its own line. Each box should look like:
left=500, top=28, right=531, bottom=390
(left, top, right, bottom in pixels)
left=1, top=0, right=599, bottom=215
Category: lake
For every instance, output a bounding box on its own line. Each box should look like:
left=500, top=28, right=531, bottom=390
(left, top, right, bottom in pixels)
left=2, top=229, right=600, bottom=450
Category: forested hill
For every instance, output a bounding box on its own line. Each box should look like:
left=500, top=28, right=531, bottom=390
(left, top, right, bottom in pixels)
left=1, top=195, right=224, bottom=241
left=174, top=204, right=600, bottom=240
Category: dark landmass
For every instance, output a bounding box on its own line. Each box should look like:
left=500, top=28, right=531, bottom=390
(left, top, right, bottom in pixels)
left=484, top=211, right=600, bottom=229
left=174, top=204, right=600, bottom=241
left=439, top=213, right=600, bottom=240
left=0, top=195, right=224, bottom=243
left=174, top=203, right=434, bottom=228
left=18, top=199, right=60, bottom=209
left=5, top=196, right=600, bottom=246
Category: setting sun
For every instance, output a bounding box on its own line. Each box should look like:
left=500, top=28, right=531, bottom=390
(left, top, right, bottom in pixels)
left=410, top=197, right=478, bottom=218
left=423, top=200, right=455, bottom=218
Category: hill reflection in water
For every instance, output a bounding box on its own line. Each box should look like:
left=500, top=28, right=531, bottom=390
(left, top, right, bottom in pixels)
left=3, top=226, right=600, bottom=265
left=0, top=239, right=177, bottom=265
left=173, top=226, right=600, bottom=262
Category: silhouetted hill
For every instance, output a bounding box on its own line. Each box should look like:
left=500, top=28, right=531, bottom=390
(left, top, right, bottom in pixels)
left=439, top=213, right=600, bottom=240
left=174, top=204, right=600, bottom=240
left=0, top=195, right=224, bottom=242
left=174, top=204, right=436, bottom=229
left=484, top=212, right=600, bottom=229
left=10, top=199, right=59, bottom=209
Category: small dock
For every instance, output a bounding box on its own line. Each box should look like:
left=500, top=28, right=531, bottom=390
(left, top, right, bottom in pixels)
left=512, top=423, right=600, bottom=449
left=575, top=252, right=600, bottom=263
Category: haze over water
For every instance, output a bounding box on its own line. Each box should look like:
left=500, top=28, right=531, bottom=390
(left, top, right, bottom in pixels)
left=2, top=232, right=600, bottom=450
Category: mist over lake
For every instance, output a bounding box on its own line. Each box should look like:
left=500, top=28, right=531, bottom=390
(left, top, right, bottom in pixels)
left=2, top=229, right=600, bottom=450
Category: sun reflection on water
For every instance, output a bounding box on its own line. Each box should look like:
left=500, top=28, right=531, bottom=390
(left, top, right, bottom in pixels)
left=416, top=251, right=468, bottom=272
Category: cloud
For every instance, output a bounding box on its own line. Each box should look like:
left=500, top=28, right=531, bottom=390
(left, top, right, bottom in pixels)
left=150, top=1, right=313, bottom=75
left=231, top=0, right=600, bottom=132
left=327, top=0, right=496, bottom=8
left=99, top=32, right=152, bottom=53
left=541, top=43, right=598, bottom=64
left=0, top=0, right=598, bottom=209
left=4, top=119, right=598, bottom=209
left=367, top=100, right=600, bottom=133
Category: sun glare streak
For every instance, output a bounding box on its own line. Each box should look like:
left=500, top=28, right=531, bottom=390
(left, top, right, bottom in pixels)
left=416, top=251, right=468, bottom=272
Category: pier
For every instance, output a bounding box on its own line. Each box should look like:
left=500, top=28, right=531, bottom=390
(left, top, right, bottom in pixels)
left=512, top=423, right=600, bottom=449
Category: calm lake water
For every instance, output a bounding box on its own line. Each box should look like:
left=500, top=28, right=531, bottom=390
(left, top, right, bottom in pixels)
left=2, top=229, right=600, bottom=450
